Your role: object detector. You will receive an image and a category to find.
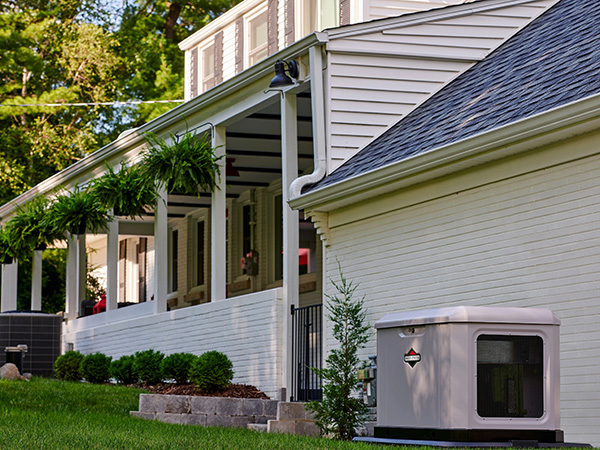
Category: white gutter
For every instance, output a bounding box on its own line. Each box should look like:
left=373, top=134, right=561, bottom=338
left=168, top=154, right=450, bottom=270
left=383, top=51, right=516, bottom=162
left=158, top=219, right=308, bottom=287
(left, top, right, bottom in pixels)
left=289, top=92, right=600, bottom=212
left=289, top=44, right=327, bottom=200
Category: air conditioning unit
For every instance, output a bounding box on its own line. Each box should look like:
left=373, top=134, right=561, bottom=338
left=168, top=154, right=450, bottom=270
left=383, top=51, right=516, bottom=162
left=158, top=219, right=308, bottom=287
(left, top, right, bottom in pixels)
left=371, top=306, right=566, bottom=445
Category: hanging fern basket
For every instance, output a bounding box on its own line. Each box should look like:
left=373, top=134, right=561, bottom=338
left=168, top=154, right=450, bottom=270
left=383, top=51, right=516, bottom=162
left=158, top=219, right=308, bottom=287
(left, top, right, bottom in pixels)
left=141, top=129, right=223, bottom=196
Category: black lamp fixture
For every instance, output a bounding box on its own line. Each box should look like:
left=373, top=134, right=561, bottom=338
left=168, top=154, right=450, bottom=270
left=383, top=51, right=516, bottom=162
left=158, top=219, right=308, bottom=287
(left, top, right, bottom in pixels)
left=269, top=59, right=299, bottom=88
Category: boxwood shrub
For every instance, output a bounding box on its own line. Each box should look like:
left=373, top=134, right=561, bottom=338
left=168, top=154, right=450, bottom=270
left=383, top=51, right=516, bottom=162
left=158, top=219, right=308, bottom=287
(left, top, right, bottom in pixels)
left=54, top=350, right=84, bottom=381
left=110, top=355, right=137, bottom=384
left=189, top=351, right=233, bottom=392
left=80, top=352, right=112, bottom=384
left=160, top=352, right=197, bottom=385
left=132, top=349, right=164, bottom=385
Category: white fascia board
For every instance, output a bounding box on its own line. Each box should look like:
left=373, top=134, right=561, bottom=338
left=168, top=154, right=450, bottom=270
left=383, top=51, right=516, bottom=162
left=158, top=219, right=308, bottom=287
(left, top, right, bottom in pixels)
left=289, top=93, right=600, bottom=212
left=326, top=0, right=546, bottom=40
left=0, top=33, right=326, bottom=220
left=179, top=0, right=265, bottom=51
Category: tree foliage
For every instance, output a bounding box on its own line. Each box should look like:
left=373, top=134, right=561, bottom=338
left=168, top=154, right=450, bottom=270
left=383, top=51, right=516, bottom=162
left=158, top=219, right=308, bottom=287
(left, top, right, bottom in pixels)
left=1, top=0, right=241, bottom=314
left=0, top=0, right=242, bottom=205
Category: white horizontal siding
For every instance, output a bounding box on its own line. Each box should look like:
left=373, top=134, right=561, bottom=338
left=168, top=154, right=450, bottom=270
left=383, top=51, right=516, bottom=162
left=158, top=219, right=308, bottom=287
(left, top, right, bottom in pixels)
left=326, top=0, right=557, bottom=172
left=365, top=0, right=475, bottom=20
left=325, top=151, right=600, bottom=445
left=63, top=289, right=284, bottom=398
left=327, top=53, right=467, bottom=171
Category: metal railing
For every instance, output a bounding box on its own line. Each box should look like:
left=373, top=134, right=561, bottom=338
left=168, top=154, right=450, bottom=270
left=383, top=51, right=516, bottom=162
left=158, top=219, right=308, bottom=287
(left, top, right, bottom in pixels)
left=290, top=303, right=323, bottom=402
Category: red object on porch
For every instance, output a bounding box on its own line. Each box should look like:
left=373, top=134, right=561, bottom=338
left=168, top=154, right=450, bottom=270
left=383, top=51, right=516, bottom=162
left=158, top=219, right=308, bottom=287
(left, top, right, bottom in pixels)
left=93, top=294, right=106, bottom=314
left=299, top=248, right=309, bottom=266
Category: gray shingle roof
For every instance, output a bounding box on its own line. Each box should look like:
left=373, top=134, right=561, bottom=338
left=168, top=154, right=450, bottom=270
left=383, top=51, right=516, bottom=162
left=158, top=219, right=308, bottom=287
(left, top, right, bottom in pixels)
left=312, top=0, right=600, bottom=191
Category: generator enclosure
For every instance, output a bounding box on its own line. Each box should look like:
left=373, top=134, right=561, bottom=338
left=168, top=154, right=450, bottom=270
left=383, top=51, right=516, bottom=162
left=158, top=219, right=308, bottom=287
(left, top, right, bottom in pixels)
left=375, top=306, right=562, bottom=443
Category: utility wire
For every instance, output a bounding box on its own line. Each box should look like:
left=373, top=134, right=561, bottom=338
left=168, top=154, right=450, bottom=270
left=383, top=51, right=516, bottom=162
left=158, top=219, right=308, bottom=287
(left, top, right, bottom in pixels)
left=0, top=99, right=185, bottom=107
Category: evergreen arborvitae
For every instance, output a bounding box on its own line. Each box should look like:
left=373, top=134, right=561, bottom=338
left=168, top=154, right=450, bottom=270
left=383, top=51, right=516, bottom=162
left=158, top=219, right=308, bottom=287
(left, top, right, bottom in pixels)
left=307, top=263, right=370, bottom=440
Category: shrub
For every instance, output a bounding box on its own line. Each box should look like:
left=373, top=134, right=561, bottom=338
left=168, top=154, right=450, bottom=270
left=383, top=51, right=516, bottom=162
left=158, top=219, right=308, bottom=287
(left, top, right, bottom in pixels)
left=189, top=351, right=233, bottom=392
left=80, top=352, right=112, bottom=384
left=132, top=349, right=164, bottom=385
left=160, top=353, right=197, bottom=384
left=306, top=263, right=370, bottom=440
left=110, top=355, right=137, bottom=384
left=54, top=350, right=84, bottom=381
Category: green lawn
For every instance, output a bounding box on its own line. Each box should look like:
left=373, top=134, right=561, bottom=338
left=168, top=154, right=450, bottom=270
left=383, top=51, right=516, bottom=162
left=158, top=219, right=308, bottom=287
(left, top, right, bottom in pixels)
left=0, top=378, right=385, bottom=450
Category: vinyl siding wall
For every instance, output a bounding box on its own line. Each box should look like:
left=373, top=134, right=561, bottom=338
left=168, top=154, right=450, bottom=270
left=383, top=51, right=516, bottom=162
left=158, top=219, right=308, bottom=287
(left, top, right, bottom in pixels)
left=323, top=131, right=600, bottom=445
left=63, top=288, right=284, bottom=398
left=326, top=0, right=558, bottom=172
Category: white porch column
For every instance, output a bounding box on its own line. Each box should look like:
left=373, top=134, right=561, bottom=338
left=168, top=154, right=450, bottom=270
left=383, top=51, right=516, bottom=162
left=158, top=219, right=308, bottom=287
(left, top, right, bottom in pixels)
left=65, top=233, right=78, bottom=319
left=154, top=186, right=168, bottom=314
left=211, top=126, right=227, bottom=301
left=282, top=93, right=299, bottom=401
left=31, top=250, right=43, bottom=311
left=76, top=234, right=86, bottom=308
left=1, top=261, right=18, bottom=312
left=106, top=216, right=119, bottom=311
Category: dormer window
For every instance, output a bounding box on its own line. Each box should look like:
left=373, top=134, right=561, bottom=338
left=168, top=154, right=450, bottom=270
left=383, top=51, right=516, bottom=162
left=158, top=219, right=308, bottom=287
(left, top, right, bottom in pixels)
left=248, top=9, right=268, bottom=66
left=202, top=43, right=215, bottom=91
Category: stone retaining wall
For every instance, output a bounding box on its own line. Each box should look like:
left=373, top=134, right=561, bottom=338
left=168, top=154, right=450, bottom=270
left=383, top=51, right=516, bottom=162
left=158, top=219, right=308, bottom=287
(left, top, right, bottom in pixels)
left=131, top=394, right=278, bottom=428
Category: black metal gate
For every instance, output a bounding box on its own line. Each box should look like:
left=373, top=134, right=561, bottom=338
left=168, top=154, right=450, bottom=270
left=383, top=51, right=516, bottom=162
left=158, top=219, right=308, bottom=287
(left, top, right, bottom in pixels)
left=291, top=304, right=323, bottom=402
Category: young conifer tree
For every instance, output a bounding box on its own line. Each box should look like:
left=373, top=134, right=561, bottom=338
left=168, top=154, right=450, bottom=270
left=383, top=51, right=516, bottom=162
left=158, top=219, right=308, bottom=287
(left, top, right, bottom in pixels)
left=307, top=262, right=370, bottom=440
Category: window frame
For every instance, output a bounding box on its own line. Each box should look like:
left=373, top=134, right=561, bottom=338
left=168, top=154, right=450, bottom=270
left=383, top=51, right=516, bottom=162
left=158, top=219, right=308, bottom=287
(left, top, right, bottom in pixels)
left=246, top=7, right=269, bottom=67
left=200, top=41, right=216, bottom=92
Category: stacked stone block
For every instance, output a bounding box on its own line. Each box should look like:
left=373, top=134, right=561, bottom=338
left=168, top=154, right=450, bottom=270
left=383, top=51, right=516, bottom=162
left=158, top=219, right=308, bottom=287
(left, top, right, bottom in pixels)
left=131, top=394, right=278, bottom=427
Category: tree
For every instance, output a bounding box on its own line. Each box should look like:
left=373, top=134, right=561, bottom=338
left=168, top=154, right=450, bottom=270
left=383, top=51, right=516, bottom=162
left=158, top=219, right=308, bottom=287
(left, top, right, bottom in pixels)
left=0, top=0, right=243, bottom=205
left=116, top=0, right=243, bottom=124
left=307, top=263, right=371, bottom=440
left=0, top=0, right=125, bottom=203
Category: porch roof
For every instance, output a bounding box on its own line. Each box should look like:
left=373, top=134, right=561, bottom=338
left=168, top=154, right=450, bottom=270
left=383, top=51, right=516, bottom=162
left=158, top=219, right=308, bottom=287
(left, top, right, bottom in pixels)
left=300, top=0, right=600, bottom=201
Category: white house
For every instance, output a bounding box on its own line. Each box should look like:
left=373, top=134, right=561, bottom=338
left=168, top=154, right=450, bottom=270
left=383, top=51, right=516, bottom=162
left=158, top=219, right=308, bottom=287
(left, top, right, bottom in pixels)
left=4, top=0, right=593, bottom=441
left=290, top=0, right=600, bottom=445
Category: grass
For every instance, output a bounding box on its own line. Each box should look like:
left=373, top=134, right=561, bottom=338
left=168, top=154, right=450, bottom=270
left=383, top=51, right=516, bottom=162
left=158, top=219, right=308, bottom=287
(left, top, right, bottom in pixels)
left=0, top=378, right=384, bottom=450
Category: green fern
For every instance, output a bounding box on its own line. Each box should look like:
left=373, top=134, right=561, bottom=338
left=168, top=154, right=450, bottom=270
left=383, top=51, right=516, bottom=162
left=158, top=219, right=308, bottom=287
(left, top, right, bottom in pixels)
left=91, top=162, right=158, bottom=219
left=142, top=129, right=222, bottom=196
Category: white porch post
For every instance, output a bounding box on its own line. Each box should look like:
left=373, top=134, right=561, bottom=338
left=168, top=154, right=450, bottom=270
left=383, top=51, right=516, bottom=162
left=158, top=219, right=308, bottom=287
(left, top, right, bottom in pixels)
left=106, top=216, right=119, bottom=311
left=154, top=186, right=168, bottom=314
left=31, top=250, right=43, bottom=311
left=76, top=234, right=86, bottom=308
left=65, top=233, right=78, bottom=319
left=211, top=126, right=227, bottom=301
left=1, top=261, right=18, bottom=312
left=282, top=93, right=299, bottom=401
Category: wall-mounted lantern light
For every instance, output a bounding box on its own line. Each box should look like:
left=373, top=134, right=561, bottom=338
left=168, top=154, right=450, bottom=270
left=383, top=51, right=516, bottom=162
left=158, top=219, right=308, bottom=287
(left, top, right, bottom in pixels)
left=269, top=59, right=299, bottom=88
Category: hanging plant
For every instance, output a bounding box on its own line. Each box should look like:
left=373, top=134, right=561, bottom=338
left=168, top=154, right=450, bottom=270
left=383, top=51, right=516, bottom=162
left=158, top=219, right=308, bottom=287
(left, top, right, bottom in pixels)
left=141, top=129, right=223, bottom=196
left=91, top=162, right=158, bottom=219
left=49, top=186, right=111, bottom=236
left=0, top=226, right=16, bottom=264
left=5, top=196, right=62, bottom=256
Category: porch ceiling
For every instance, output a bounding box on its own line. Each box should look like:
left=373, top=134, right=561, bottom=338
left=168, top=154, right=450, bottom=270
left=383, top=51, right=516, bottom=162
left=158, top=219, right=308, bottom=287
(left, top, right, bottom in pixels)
left=160, top=91, right=314, bottom=217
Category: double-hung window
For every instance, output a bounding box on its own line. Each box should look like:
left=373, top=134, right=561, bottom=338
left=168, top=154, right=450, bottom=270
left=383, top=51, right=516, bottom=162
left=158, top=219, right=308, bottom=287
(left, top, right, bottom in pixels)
left=201, top=44, right=215, bottom=92
left=248, top=10, right=268, bottom=66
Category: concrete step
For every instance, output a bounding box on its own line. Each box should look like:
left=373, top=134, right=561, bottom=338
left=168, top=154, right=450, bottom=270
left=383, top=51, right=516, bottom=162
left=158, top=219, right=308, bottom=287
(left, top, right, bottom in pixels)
left=267, top=419, right=319, bottom=437
left=247, top=423, right=268, bottom=432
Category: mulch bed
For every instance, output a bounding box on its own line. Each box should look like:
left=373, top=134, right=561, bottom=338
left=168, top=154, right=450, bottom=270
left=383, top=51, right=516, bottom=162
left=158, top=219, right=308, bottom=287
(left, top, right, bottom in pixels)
left=139, top=383, right=269, bottom=399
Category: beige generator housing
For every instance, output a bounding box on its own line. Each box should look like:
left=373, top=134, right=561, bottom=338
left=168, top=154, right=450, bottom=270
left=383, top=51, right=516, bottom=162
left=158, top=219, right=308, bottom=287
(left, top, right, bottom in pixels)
left=374, top=306, right=562, bottom=443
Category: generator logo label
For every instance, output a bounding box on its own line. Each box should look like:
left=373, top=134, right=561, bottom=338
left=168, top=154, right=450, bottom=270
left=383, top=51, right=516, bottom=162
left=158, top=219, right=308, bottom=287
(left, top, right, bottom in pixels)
left=404, top=348, right=421, bottom=368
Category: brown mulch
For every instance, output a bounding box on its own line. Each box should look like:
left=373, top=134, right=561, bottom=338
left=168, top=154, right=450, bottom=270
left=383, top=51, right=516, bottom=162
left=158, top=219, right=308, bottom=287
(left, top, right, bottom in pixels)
left=139, top=383, right=269, bottom=399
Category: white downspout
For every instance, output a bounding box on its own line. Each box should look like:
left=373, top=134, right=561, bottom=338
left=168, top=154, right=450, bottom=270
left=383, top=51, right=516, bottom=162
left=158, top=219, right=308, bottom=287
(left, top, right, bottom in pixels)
left=289, top=45, right=327, bottom=201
